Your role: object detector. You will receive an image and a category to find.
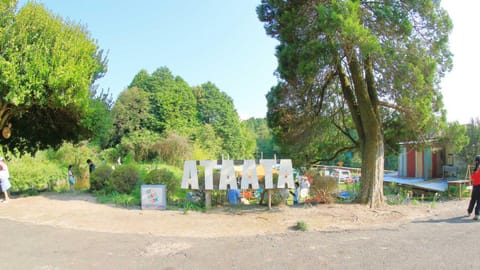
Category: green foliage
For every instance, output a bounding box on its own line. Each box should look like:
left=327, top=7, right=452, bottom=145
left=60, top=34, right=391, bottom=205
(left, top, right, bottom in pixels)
left=194, top=82, right=254, bottom=159
left=109, top=164, right=141, bottom=194
left=151, top=133, right=193, bottom=167
left=176, top=200, right=204, bottom=214
left=0, top=1, right=107, bottom=154
left=384, top=182, right=412, bottom=205
left=89, top=165, right=113, bottom=191
left=82, top=98, right=113, bottom=149
left=192, top=124, right=223, bottom=160
left=270, top=189, right=289, bottom=206
left=99, top=147, right=121, bottom=164
left=257, top=1, right=452, bottom=204
left=100, top=191, right=140, bottom=207
left=457, top=118, right=480, bottom=167
left=47, top=141, right=97, bottom=168
left=309, top=170, right=338, bottom=203
left=8, top=152, right=65, bottom=192
left=243, top=117, right=277, bottom=159
left=294, top=220, right=308, bottom=232
left=95, top=185, right=141, bottom=207
left=144, top=167, right=181, bottom=200
left=120, top=130, right=161, bottom=162
left=129, top=67, right=199, bottom=136
left=440, top=121, right=468, bottom=153
left=110, top=87, right=151, bottom=145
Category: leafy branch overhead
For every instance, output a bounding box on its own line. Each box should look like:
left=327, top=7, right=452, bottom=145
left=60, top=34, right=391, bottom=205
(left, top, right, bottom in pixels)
left=0, top=0, right=107, bottom=153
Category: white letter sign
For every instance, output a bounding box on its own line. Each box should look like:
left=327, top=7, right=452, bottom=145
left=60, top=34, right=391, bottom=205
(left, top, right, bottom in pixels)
left=219, top=160, right=237, bottom=190
left=277, top=159, right=294, bottom=188
left=181, top=160, right=199, bottom=189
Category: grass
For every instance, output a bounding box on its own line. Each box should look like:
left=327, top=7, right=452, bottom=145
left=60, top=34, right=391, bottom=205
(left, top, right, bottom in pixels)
left=95, top=191, right=140, bottom=207
left=295, top=220, right=308, bottom=232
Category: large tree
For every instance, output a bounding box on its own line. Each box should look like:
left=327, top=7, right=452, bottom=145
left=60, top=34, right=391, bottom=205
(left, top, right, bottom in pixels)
left=110, top=86, right=151, bottom=146
left=193, top=82, right=255, bottom=159
left=243, top=117, right=278, bottom=159
left=129, top=67, right=199, bottom=136
left=258, top=0, right=452, bottom=207
left=0, top=1, right=107, bottom=153
left=456, top=118, right=480, bottom=168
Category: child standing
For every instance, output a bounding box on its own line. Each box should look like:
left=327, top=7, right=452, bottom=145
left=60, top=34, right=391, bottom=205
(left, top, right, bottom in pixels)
left=68, top=165, right=75, bottom=191
left=290, top=182, right=300, bottom=205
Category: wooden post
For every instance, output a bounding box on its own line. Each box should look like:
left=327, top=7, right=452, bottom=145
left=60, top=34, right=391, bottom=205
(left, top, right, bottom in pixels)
left=205, top=190, right=212, bottom=209
left=267, top=189, right=272, bottom=210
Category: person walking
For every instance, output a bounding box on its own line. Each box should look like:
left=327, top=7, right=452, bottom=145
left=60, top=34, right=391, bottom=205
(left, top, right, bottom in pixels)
left=467, top=158, right=480, bottom=220
left=0, top=156, right=11, bottom=203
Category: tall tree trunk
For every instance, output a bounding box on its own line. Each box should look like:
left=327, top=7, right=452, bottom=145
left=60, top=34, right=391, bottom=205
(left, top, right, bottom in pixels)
left=359, top=124, right=385, bottom=207
left=338, top=47, right=385, bottom=207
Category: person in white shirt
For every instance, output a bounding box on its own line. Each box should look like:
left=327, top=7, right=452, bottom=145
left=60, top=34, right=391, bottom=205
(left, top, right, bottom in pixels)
left=299, top=176, right=310, bottom=200
left=0, top=156, right=11, bottom=203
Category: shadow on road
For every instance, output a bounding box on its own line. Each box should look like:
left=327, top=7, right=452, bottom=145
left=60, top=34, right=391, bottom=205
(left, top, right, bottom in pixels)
left=412, top=215, right=479, bottom=224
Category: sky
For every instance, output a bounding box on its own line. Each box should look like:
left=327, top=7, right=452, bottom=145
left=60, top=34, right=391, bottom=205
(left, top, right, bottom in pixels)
left=16, top=0, right=480, bottom=123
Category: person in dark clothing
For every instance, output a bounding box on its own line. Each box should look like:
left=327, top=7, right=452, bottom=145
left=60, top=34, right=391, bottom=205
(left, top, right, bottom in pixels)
left=87, top=159, right=96, bottom=173
left=467, top=158, right=480, bottom=220
left=289, top=182, right=300, bottom=205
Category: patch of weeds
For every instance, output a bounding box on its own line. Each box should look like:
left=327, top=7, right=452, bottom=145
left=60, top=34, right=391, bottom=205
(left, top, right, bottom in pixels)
left=430, top=193, right=439, bottom=208
left=295, top=220, right=308, bottom=232
left=177, top=200, right=204, bottom=214
left=14, top=189, right=40, bottom=197
left=95, top=191, right=140, bottom=207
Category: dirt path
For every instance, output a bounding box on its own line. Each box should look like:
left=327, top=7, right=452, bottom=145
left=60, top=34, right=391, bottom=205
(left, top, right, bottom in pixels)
left=0, top=192, right=453, bottom=237
left=0, top=193, right=477, bottom=269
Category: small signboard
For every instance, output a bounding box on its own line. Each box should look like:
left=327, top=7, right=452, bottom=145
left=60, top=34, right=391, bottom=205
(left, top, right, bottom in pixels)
left=141, top=184, right=167, bottom=210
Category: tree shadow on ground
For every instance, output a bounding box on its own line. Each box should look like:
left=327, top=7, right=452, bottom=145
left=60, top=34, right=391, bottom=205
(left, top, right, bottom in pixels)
left=412, top=215, right=479, bottom=224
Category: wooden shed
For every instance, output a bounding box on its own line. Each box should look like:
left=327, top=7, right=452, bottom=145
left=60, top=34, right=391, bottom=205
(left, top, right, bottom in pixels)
left=398, top=140, right=455, bottom=179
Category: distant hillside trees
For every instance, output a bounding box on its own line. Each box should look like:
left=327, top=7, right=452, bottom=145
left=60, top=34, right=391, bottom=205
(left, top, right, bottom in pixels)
left=110, top=67, right=255, bottom=162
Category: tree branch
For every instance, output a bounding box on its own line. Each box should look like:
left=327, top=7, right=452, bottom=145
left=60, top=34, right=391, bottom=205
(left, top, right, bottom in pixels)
left=310, top=145, right=357, bottom=165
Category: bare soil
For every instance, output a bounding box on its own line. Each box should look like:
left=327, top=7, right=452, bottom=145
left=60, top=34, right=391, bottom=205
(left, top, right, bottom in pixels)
left=1, top=192, right=477, bottom=270
left=0, top=192, right=463, bottom=237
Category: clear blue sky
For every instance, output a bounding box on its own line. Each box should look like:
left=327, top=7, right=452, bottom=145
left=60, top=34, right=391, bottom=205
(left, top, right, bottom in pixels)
left=17, top=0, right=479, bottom=123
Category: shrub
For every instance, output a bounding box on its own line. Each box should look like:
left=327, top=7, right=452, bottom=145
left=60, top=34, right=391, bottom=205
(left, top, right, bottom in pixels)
left=257, top=188, right=289, bottom=206
left=99, top=147, right=121, bottom=164
left=120, top=130, right=161, bottom=162
left=90, top=165, right=114, bottom=191
left=295, top=220, right=308, bottom=232
left=151, top=133, right=193, bottom=167
left=309, top=169, right=337, bottom=204
left=46, top=141, right=98, bottom=167
left=110, top=164, right=140, bottom=194
left=9, top=152, right=65, bottom=192
left=144, top=168, right=181, bottom=200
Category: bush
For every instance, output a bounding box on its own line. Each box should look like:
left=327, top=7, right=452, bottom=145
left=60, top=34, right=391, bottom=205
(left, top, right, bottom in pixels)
left=99, top=147, right=121, bottom=164
left=295, top=220, right=308, bottom=232
left=151, top=133, right=192, bottom=167
left=144, top=168, right=181, bottom=199
left=90, top=165, right=114, bottom=191
left=309, top=169, right=338, bottom=204
left=120, top=130, right=161, bottom=162
left=110, top=164, right=140, bottom=194
left=46, top=141, right=98, bottom=168
left=9, top=152, right=65, bottom=192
